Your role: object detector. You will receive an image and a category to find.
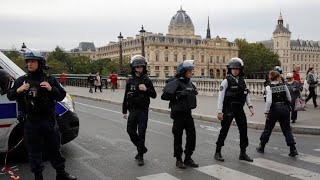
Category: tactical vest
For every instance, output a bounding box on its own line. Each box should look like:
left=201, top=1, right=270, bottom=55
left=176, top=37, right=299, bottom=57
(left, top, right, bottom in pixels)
left=126, top=75, right=150, bottom=109
left=23, top=73, right=54, bottom=119
left=223, top=76, right=248, bottom=106
left=270, top=83, right=287, bottom=103
left=170, top=79, right=197, bottom=112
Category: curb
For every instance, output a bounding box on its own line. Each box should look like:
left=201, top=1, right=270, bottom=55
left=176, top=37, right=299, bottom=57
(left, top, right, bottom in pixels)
left=71, top=94, right=320, bottom=135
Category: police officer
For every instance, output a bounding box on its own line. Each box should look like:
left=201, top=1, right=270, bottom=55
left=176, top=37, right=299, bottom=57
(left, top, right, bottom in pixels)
left=215, top=58, right=254, bottom=162
left=122, top=55, right=157, bottom=166
left=274, top=65, right=285, bottom=83
left=161, top=60, right=199, bottom=169
left=0, top=69, right=11, bottom=95
left=256, top=71, right=298, bottom=157
left=7, top=49, right=76, bottom=180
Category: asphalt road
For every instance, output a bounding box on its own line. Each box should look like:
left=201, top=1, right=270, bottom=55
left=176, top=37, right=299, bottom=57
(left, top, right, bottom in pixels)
left=1, top=97, right=320, bottom=180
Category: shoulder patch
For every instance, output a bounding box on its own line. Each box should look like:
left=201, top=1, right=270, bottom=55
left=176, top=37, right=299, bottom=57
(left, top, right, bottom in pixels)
left=219, top=86, right=224, bottom=91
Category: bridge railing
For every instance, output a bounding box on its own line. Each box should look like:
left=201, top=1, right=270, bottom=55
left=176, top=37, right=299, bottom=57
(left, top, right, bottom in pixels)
left=52, top=74, right=319, bottom=97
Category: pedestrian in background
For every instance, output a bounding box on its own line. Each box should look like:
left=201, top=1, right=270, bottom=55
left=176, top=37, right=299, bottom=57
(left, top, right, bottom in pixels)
left=293, top=65, right=301, bottom=84
left=87, top=73, right=94, bottom=93
left=94, top=71, right=102, bottom=93
left=285, top=73, right=301, bottom=123
left=109, top=71, right=118, bottom=92
left=305, top=68, right=318, bottom=108
left=257, top=70, right=298, bottom=157
left=59, top=72, right=66, bottom=87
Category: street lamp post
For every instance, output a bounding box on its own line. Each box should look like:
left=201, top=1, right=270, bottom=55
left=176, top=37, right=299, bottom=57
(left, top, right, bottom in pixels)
left=21, top=42, right=27, bottom=49
left=140, top=25, right=146, bottom=57
left=118, top=32, right=124, bottom=75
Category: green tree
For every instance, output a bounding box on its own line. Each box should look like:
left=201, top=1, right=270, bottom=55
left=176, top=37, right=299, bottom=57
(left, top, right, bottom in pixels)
left=71, top=56, right=92, bottom=74
left=5, top=50, right=26, bottom=71
left=47, top=59, right=68, bottom=74
left=235, top=39, right=280, bottom=78
left=47, top=46, right=73, bottom=72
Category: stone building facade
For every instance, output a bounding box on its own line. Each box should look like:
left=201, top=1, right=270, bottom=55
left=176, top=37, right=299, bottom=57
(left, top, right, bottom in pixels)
left=71, top=42, right=96, bottom=59
left=96, top=8, right=238, bottom=78
left=260, top=13, right=320, bottom=80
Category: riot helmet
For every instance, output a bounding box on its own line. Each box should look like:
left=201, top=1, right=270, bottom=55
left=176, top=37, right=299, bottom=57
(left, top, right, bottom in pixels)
left=273, top=66, right=283, bottom=74
left=177, top=60, right=194, bottom=74
left=0, top=69, right=11, bottom=95
left=22, top=48, right=48, bottom=71
left=130, top=55, right=147, bottom=75
left=227, top=57, right=244, bottom=76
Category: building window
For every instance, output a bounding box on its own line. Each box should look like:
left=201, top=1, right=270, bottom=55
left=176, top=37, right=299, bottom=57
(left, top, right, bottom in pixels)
left=183, top=55, right=186, bottom=61
left=155, top=66, right=159, bottom=70
left=156, top=73, right=159, bottom=77
left=165, top=72, right=169, bottom=77
left=216, top=56, right=220, bottom=63
left=164, top=66, right=169, bottom=71
left=174, top=66, right=177, bottom=71
left=165, top=54, right=169, bottom=62
left=210, top=56, right=213, bottom=63
left=191, top=55, right=195, bottom=60
left=156, top=53, right=159, bottom=61
left=174, top=54, right=178, bottom=62
left=201, top=69, right=205, bottom=76
left=222, top=56, right=225, bottom=63
left=201, top=55, right=204, bottom=63
left=277, top=42, right=279, bottom=47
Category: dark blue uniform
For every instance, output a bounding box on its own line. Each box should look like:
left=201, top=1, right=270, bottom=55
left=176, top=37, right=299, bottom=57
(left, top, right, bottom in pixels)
left=122, top=74, right=157, bottom=156
left=7, top=72, right=67, bottom=174
left=260, top=82, right=296, bottom=146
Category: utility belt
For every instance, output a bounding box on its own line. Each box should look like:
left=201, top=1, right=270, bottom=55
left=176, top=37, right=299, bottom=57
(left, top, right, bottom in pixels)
left=271, top=101, right=291, bottom=111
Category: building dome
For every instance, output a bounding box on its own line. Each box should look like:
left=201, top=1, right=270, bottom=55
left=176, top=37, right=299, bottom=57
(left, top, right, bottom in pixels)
left=168, top=7, right=195, bottom=36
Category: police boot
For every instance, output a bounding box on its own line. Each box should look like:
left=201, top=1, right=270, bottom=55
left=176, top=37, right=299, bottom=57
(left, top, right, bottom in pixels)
left=176, top=157, right=186, bottom=169
left=256, top=143, right=265, bottom=154
left=239, top=149, right=253, bottom=162
left=136, top=146, right=148, bottom=159
left=214, top=146, right=224, bottom=162
left=137, top=154, right=144, bottom=166
left=288, top=145, right=299, bottom=157
left=34, top=173, right=43, bottom=180
left=184, top=156, right=199, bottom=168
left=56, top=170, right=77, bottom=180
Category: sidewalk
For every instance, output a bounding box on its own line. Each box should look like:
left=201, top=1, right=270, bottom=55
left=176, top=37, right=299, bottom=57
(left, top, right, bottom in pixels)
left=65, top=86, right=320, bottom=135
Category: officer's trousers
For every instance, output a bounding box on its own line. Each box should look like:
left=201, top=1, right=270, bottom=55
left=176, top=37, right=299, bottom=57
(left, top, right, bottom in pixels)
left=260, top=104, right=296, bottom=146
left=24, top=118, right=66, bottom=174
left=171, top=111, right=196, bottom=158
left=216, top=106, right=249, bottom=149
left=127, top=109, right=149, bottom=154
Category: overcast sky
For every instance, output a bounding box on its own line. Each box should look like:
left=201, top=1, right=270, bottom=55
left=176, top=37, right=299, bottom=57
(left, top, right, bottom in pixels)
left=0, top=0, right=319, bottom=51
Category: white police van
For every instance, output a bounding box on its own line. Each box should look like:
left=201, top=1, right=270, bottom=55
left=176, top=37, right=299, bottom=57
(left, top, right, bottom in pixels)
left=0, top=51, right=79, bottom=154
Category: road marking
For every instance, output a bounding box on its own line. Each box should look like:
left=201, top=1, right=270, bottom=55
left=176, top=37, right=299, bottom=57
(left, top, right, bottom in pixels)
left=76, top=102, right=172, bottom=126
left=77, top=109, right=172, bottom=139
left=137, top=173, right=180, bottom=180
left=314, top=149, right=320, bottom=152
left=197, top=165, right=262, bottom=180
left=281, top=153, right=320, bottom=165
left=70, top=141, right=99, bottom=159
left=200, top=125, right=221, bottom=132
left=70, top=142, right=112, bottom=180
left=76, top=102, right=121, bottom=114
left=243, top=158, right=320, bottom=180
